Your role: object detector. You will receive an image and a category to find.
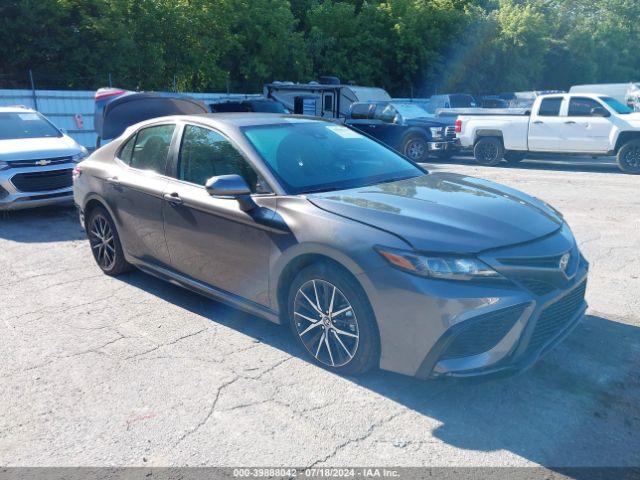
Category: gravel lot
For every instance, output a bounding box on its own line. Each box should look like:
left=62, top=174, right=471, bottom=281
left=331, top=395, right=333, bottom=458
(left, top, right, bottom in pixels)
left=1, top=156, right=638, bottom=468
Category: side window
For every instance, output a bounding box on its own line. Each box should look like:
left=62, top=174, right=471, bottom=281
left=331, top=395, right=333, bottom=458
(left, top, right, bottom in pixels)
left=568, top=97, right=604, bottom=116
left=178, top=125, right=269, bottom=193
left=118, top=134, right=136, bottom=163
left=350, top=103, right=373, bottom=119
left=129, top=124, right=175, bottom=173
left=537, top=98, right=563, bottom=117
left=374, top=105, right=397, bottom=123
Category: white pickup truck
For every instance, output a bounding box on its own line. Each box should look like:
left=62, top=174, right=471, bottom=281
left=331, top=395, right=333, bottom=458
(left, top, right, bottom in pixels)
left=455, top=93, right=640, bottom=173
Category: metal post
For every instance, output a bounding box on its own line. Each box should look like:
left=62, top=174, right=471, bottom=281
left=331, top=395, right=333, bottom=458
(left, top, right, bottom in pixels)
left=173, top=75, right=177, bottom=92
left=108, top=73, right=112, bottom=88
left=28, top=69, right=38, bottom=111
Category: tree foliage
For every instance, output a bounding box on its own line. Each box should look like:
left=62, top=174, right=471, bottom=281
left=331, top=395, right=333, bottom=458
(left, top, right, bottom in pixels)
left=0, top=0, right=638, bottom=95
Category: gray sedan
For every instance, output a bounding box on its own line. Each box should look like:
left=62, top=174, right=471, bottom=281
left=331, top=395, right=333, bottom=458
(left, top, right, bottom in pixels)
left=73, top=113, right=588, bottom=378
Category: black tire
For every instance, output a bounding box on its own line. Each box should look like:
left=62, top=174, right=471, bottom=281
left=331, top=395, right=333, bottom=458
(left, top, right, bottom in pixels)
left=86, top=205, right=132, bottom=276
left=287, top=262, right=380, bottom=375
left=504, top=150, right=527, bottom=163
left=402, top=134, right=429, bottom=162
left=617, top=139, right=640, bottom=174
left=474, top=137, right=504, bottom=166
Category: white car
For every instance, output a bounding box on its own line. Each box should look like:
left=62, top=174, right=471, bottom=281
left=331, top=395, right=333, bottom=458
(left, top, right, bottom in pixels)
left=0, top=106, right=88, bottom=210
left=455, top=93, right=640, bottom=173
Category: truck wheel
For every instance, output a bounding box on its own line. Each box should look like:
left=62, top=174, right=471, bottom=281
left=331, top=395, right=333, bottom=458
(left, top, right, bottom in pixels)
left=403, top=135, right=429, bottom=162
left=617, top=139, right=640, bottom=174
left=504, top=151, right=527, bottom=163
left=474, top=137, right=504, bottom=166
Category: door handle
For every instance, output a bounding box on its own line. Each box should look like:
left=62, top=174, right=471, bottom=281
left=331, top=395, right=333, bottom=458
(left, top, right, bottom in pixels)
left=564, top=120, right=576, bottom=125
left=106, top=176, right=123, bottom=190
left=532, top=120, right=543, bottom=125
left=163, top=192, right=183, bottom=206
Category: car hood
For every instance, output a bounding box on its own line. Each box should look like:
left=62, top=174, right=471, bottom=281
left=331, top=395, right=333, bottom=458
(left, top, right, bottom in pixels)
left=0, top=135, right=83, bottom=161
left=307, top=173, right=563, bottom=254
left=405, top=118, right=453, bottom=128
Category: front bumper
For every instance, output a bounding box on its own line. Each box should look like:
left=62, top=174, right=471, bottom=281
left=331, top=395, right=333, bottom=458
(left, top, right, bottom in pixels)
left=364, top=225, right=588, bottom=379
left=0, top=163, right=75, bottom=210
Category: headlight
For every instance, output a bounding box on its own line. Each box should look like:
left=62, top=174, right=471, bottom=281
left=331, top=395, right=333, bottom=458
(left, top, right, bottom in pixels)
left=0, top=160, right=8, bottom=171
left=375, top=246, right=504, bottom=281
left=429, top=127, right=444, bottom=140
left=71, top=148, right=89, bottom=163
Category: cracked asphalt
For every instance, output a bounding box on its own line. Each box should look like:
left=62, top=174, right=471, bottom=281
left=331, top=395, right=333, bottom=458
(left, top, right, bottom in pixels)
left=0, top=156, right=638, bottom=468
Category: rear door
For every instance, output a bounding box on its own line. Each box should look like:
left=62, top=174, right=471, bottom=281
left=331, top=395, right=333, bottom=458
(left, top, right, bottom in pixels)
left=107, top=123, right=177, bottom=266
left=161, top=123, right=275, bottom=306
left=557, top=97, right=613, bottom=153
left=528, top=97, right=564, bottom=151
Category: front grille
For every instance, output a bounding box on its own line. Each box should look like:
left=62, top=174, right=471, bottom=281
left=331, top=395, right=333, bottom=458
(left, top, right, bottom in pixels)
left=445, top=126, right=456, bottom=140
left=517, top=278, right=555, bottom=296
left=439, top=304, right=528, bottom=360
left=6, top=156, right=72, bottom=168
left=11, top=169, right=73, bottom=192
left=499, top=254, right=566, bottom=269
left=526, top=281, right=587, bottom=353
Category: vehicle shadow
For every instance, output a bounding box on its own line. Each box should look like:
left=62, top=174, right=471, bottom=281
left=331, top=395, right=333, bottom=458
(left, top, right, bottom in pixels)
left=0, top=204, right=83, bottom=242
left=429, top=154, right=623, bottom=175
left=121, top=270, right=640, bottom=468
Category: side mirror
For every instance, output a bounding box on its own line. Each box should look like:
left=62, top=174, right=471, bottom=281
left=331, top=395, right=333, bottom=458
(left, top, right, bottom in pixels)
left=591, top=106, right=610, bottom=118
left=205, top=174, right=256, bottom=212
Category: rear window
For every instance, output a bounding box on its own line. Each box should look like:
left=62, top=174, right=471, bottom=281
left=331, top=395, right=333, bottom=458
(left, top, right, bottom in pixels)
left=538, top=98, right=562, bottom=116
left=0, top=112, right=61, bottom=140
left=450, top=94, right=477, bottom=108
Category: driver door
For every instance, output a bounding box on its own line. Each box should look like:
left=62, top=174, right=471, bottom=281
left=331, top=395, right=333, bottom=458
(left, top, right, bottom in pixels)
left=162, top=123, right=275, bottom=307
left=557, top=97, right=613, bottom=153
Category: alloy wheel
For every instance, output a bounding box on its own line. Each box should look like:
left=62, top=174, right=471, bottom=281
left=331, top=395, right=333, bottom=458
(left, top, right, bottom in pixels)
left=89, top=214, right=116, bottom=270
left=405, top=139, right=426, bottom=160
left=622, top=145, right=640, bottom=169
left=293, top=279, right=359, bottom=367
left=477, top=142, right=499, bottom=163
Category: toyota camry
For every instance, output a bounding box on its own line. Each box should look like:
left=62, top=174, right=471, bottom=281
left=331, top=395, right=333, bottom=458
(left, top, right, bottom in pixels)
left=73, top=113, right=588, bottom=378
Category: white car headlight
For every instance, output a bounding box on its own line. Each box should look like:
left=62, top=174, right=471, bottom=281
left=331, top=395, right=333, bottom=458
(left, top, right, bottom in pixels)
left=375, top=246, right=504, bottom=281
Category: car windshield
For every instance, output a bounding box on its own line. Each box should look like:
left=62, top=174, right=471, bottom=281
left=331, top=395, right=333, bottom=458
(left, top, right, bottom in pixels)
left=600, top=96, right=633, bottom=114
left=0, top=112, right=62, bottom=140
left=242, top=121, right=424, bottom=194
left=392, top=103, right=432, bottom=119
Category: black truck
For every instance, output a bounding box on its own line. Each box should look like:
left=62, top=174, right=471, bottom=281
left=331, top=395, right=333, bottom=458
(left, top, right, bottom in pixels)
left=345, top=101, right=459, bottom=162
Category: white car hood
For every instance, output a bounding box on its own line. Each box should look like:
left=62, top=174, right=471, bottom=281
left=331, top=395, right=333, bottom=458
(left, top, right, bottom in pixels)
left=622, top=112, right=640, bottom=127
left=0, top=135, right=84, bottom=161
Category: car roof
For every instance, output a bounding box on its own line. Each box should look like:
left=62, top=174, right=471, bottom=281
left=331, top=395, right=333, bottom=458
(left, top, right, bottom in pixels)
left=136, top=112, right=331, bottom=128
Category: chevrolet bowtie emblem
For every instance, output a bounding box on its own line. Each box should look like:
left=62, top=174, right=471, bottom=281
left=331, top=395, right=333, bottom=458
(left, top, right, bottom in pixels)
left=36, top=159, right=51, bottom=166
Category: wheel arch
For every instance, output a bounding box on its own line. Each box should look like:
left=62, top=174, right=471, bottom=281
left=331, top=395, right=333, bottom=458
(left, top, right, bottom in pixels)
left=474, top=129, right=504, bottom=144
left=274, top=251, right=367, bottom=324
left=401, top=127, right=430, bottom=143
left=614, top=131, right=640, bottom=152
